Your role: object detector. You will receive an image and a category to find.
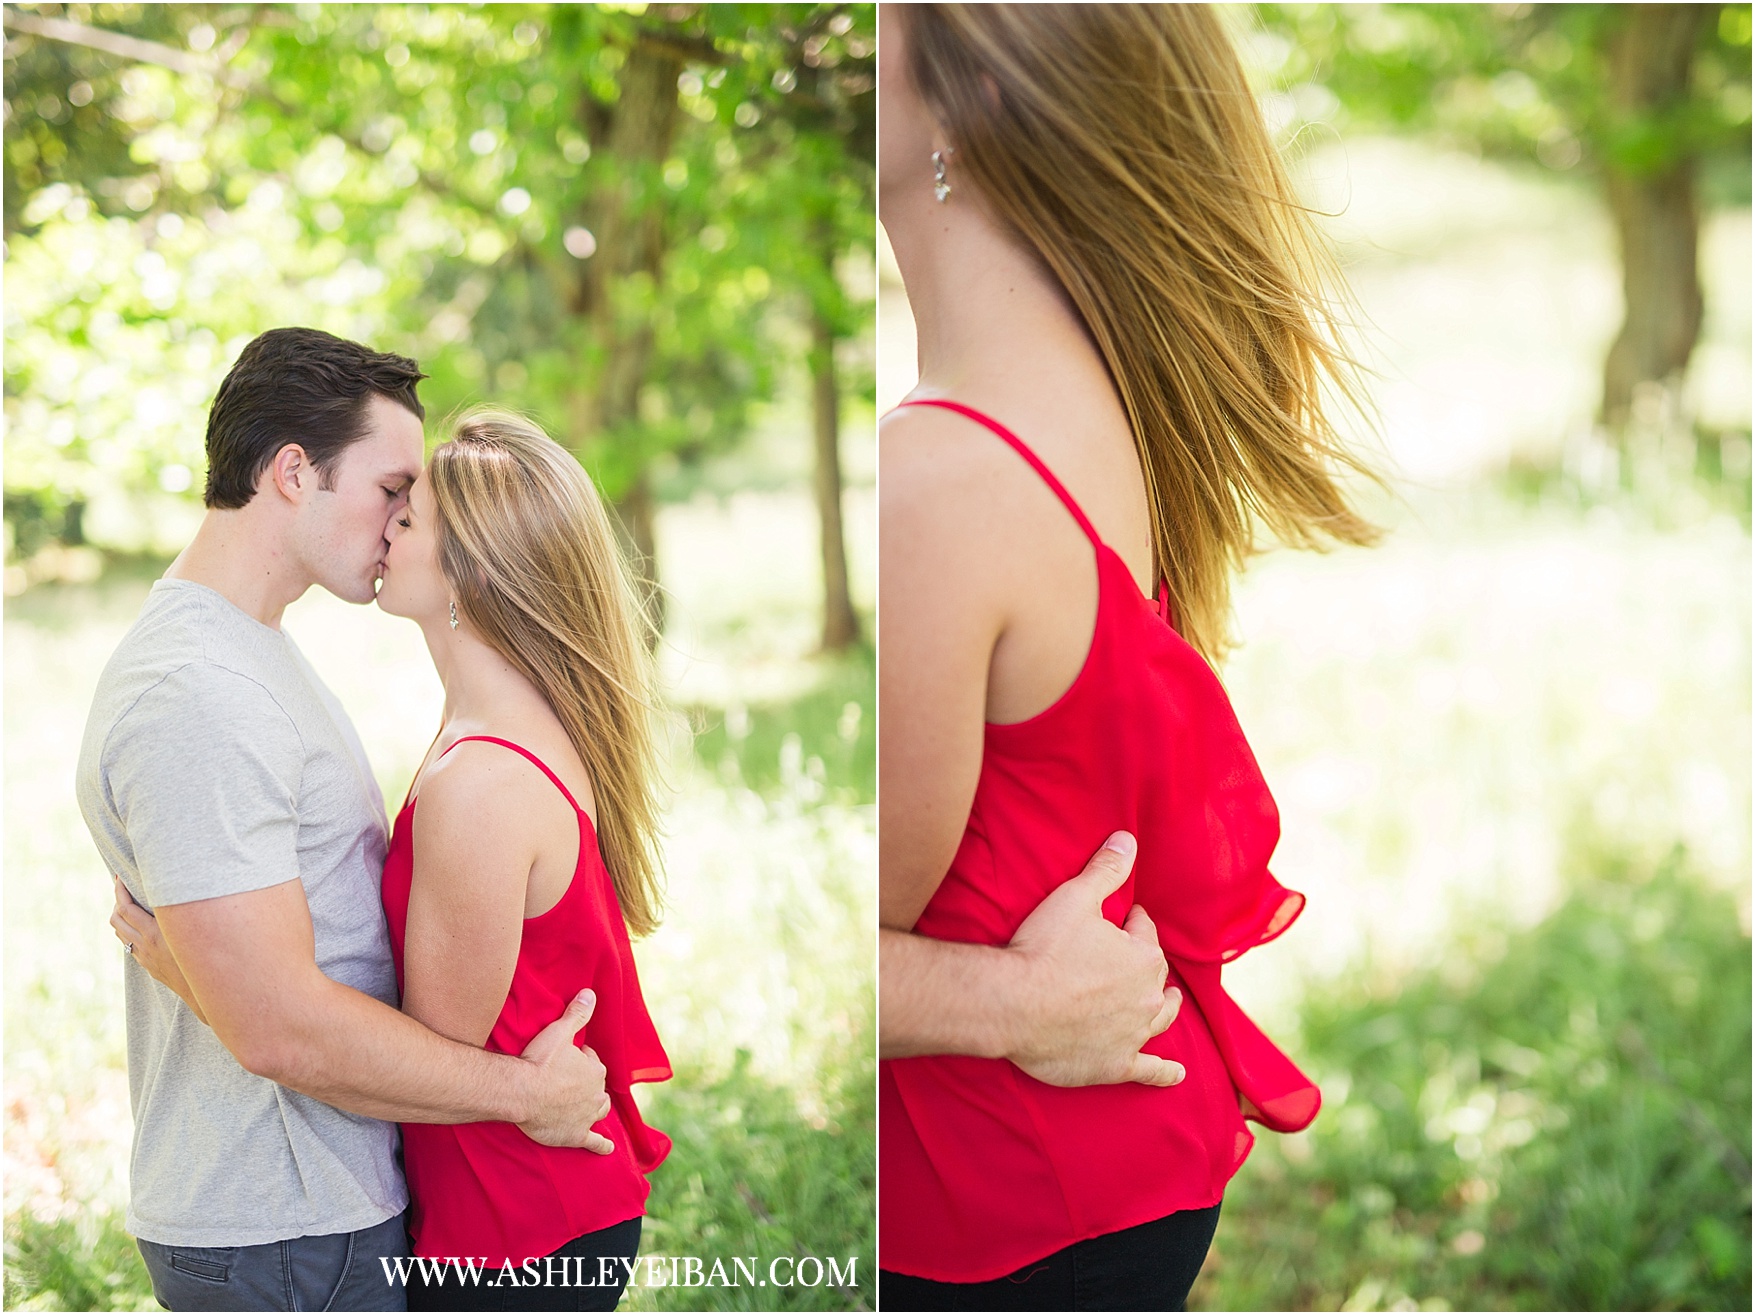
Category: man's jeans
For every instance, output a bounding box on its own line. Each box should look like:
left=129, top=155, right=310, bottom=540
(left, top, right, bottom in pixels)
left=138, top=1212, right=410, bottom=1312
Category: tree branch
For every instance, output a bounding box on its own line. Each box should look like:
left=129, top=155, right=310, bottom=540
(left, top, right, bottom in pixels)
left=1, top=7, right=250, bottom=87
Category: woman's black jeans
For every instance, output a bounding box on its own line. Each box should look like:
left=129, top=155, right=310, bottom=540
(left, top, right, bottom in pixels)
left=879, top=1203, right=1222, bottom=1312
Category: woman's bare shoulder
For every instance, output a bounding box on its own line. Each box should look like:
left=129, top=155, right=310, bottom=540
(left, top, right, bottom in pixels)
left=416, top=737, right=580, bottom=845
left=881, top=401, right=1061, bottom=543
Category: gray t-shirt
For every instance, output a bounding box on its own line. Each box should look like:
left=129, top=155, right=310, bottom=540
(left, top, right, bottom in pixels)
left=76, top=578, right=408, bottom=1246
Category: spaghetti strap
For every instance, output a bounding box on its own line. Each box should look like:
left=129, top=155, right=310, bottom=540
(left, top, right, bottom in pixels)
left=437, top=735, right=585, bottom=815
left=896, top=398, right=1103, bottom=548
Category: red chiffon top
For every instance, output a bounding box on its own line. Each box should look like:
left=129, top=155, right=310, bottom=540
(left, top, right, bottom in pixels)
left=880, top=400, right=1320, bottom=1282
left=381, top=736, right=672, bottom=1265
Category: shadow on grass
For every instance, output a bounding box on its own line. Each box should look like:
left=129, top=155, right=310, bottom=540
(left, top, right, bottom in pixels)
left=1196, top=846, right=1751, bottom=1312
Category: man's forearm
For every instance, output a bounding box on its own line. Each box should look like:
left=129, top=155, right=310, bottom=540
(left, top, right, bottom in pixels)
left=234, top=970, right=535, bottom=1125
left=879, top=927, right=1031, bottom=1061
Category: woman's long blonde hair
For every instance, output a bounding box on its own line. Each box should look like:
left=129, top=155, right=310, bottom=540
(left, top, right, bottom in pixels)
left=429, top=409, right=664, bottom=936
left=907, top=4, right=1380, bottom=662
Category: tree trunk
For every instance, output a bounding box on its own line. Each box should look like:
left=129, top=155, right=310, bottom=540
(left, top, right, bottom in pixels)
left=812, top=294, right=859, bottom=652
left=568, top=31, right=683, bottom=637
left=617, top=468, right=662, bottom=639
left=1600, top=4, right=1710, bottom=432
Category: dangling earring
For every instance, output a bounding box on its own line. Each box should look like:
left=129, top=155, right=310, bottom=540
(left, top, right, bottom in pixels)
left=932, top=149, right=951, bottom=203
left=449, top=601, right=459, bottom=631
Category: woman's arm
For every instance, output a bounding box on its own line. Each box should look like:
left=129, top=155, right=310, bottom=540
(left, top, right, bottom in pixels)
left=882, top=835, right=1183, bottom=1086
left=877, top=412, right=1003, bottom=930
left=401, top=743, right=566, bottom=1047
left=879, top=412, right=1182, bottom=1083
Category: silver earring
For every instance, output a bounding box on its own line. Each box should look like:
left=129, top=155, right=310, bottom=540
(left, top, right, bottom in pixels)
left=449, top=601, right=459, bottom=631
left=932, top=149, right=951, bottom=203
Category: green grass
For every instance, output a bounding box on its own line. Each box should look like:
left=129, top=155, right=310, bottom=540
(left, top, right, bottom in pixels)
left=633, top=1033, right=876, bottom=1311
left=1495, top=431, right=1753, bottom=532
left=686, top=645, right=875, bottom=807
left=1197, top=846, right=1752, bottom=1312
left=2, top=1212, right=155, bottom=1313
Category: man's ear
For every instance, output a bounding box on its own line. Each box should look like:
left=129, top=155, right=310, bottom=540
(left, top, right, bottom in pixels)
left=267, top=444, right=311, bottom=504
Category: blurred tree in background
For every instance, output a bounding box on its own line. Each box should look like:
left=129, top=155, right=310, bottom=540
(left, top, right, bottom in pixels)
left=1251, top=2, right=1751, bottom=435
left=3, top=2, right=874, bottom=646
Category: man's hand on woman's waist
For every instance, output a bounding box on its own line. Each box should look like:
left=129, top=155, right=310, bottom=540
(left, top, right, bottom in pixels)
left=879, top=832, right=1184, bottom=1087
left=1001, top=832, right=1185, bottom=1087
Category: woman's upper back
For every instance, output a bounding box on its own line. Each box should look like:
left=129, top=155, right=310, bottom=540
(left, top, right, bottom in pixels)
left=380, top=729, right=672, bottom=1264
left=878, top=358, right=1165, bottom=927
left=414, top=710, right=597, bottom=921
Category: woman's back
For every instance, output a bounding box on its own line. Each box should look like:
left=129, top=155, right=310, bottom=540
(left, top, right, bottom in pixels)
left=383, top=722, right=671, bottom=1267
left=880, top=397, right=1317, bottom=1282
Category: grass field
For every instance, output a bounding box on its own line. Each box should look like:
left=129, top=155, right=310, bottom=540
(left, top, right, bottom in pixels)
left=1195, top=844, right=1750, bottom=1312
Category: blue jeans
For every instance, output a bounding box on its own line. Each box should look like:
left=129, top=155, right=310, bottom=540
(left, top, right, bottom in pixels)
left=138, top=1212, right=410, bottom=1311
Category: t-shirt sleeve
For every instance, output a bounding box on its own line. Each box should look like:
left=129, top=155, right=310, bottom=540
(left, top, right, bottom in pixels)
left=103, top=662, right=305, bottom=909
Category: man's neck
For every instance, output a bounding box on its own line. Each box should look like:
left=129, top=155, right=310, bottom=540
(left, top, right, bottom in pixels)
left=164, top=508, right=311, bottom=630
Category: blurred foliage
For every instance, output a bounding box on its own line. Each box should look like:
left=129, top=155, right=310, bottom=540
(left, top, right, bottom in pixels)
left=634, top=1035, right=875, bottom=1310
left=1495, top=428, right=1753, bottom=531
left=1198, top=847, right=1751, bottom=1312
left=3, top=2, right=874, bottom=565
left=3, top=1209, right=156, bottom=1312
left=691, top=647, right=873, bottom=806
left=1248, top=3, right=1751, bottom=197
left=1247, top=3, right=1751, bottom=436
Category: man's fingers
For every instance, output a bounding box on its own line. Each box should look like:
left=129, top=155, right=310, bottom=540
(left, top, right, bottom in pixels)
left=1148, top=986, right=1182, bottom=1038
left=582, top=1130, right=616, bottom=1157
left=1127, top=1053, right=1186, bottom=1087
left=522, top=989, right=598, bottom=1061
left=1069, top=831, right=1137, bottom=903
left=1121, top=901, right=1163, bottom=951
left=565, top=988, right=598, bottom=1036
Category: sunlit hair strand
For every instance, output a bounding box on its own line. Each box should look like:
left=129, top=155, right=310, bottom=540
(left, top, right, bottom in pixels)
left=428, top=409, right=665, bottom=936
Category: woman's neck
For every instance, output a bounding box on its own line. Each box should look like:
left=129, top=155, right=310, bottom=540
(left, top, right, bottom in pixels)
left=420, top=618, right=549, bottom=731
left=883, top=187, right=1114, bottom=406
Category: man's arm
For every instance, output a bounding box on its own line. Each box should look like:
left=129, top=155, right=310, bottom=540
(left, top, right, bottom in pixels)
left=155, top=879, right=612, bottom=1149
left=881, top=833, right=1184, bottom=1087
left=104, top=663, right=607, bottom=1149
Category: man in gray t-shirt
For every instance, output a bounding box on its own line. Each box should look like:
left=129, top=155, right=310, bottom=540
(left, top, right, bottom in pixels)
left=77, top=329, right=614, bottom=1312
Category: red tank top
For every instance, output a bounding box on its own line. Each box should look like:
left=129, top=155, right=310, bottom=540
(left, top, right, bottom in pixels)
left=381, top=736, right=672, bottom=1265
left=880, top=399, right=1320, bottom=1282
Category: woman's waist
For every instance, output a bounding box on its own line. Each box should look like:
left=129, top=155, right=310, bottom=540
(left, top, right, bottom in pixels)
left=400, top=1107, right=636, bottom=1179
left=883, top=985, right=1240, bottom=1148
left=473, top=944, right=643, bottom=1054
left=403, top=1109, right=649, bottom=1263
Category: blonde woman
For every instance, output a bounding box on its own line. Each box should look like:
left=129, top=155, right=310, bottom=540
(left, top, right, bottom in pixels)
left=878, top=4, right=1379, bottom=1309
left=116, top=411, right=672, bottom=1312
